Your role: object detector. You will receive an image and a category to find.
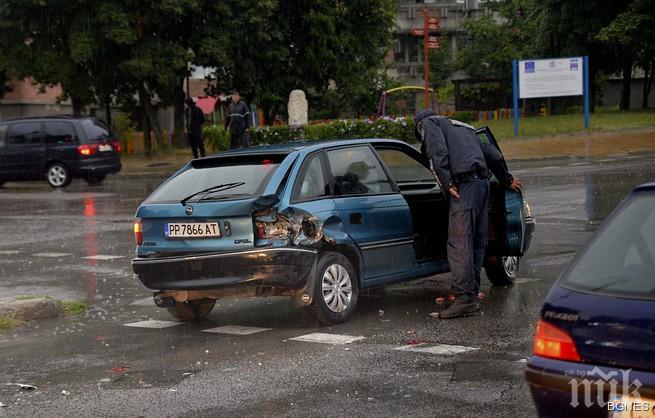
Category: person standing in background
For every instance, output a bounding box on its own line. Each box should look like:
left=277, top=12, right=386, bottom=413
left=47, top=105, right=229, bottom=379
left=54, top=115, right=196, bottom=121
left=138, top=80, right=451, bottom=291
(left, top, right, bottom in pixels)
left=185, top=97, right=206, bottom=158
left=226, top=91, right=250, bottom=149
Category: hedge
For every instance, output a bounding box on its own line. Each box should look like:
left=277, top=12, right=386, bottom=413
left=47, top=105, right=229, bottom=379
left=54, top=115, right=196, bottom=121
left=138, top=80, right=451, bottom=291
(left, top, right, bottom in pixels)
left=204, top=112, right=477, bottom=149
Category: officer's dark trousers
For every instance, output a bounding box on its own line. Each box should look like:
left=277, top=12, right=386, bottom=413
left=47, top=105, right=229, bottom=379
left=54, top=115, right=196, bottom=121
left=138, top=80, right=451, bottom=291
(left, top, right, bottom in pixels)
left=230, top=132, right=250, bottom=149
left=188, top=132, right=205, bottom=158
left=448, top=178, right=490, bottom=303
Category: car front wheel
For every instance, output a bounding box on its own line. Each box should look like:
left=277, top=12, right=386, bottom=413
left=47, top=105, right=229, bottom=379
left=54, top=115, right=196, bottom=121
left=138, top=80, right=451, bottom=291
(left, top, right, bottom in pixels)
left=306, top=252, right=359, bottom=326
left=485, top=255, right=519, bottom=286
left=46, top=163, right=72, bottom=188
left=166, top=298, right=216, bottom=321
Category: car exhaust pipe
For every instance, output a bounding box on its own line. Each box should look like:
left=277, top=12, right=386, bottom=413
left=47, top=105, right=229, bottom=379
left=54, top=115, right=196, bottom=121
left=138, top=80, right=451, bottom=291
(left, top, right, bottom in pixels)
left=153, top=293, right=176, bottom=308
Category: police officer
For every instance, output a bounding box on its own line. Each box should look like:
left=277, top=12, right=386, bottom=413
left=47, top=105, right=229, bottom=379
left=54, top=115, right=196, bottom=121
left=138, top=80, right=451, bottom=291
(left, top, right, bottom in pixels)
left=185, top=97, right=206, bottom=158
left=415, top=109, right=521, bottom=319
left=226, top=91, right=251, bottom=149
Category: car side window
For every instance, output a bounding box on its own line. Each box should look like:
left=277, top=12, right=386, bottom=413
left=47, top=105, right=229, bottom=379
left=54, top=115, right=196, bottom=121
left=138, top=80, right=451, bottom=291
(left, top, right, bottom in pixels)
left=327, top=146, right=393, bottom=196
left=7, top=122, right=42, bottom=145
left=376, top=148, right=434, bottom=183
left=45, top=121, right=78, bottom=144
left=295, top=154, right=329, bottom=201
left=0, top=124, right=7, bottom=147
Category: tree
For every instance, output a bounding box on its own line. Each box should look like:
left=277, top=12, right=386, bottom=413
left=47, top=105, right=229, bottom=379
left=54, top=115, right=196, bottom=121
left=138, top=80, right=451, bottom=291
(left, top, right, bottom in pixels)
left=597, top=0, right=655, bottom=108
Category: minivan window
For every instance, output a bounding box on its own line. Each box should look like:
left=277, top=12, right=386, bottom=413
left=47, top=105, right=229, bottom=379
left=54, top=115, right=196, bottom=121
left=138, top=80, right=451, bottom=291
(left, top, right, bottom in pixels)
left=561, top=194, right=655, bottom=300
left=327, top=146, right=393, bottom=196
left=146, top=160, right=280, bottom=203
left=81, top=119, right=112, bottom=143
left=7, top=122, right=42, bottom=145
left=45, top=121, right=78, bottom=144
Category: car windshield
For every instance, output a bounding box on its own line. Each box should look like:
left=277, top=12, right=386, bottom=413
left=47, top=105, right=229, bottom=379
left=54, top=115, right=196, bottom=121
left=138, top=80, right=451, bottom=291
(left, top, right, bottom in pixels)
left=81, top=119, right=113, bottom=143
left=146, top=158, right=281, bottom=203
left=561, top=193, right=655, bottom=300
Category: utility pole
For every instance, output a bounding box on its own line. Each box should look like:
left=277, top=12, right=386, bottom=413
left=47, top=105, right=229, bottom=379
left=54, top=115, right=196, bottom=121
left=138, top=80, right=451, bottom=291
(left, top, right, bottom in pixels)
left=412, top=9, right=441, bottom=110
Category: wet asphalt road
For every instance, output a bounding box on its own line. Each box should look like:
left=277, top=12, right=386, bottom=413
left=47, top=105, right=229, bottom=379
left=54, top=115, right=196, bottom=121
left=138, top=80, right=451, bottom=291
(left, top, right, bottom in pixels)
left=1, top=153, right=654, bottom=417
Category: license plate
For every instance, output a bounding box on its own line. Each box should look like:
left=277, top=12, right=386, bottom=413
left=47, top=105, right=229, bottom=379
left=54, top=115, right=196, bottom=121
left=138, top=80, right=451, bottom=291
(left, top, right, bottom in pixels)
left=165, top=222, right=221, bottom=239
left=98, top=144, right=113, bottom=152
left=609, top=395, right=655, bottom=418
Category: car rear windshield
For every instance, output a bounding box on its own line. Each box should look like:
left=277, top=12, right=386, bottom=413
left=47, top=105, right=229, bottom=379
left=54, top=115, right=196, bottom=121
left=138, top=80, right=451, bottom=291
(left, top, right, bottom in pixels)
left=145, top=155, right=285, bottom=203
left=81, top=119, right=113, bottom=143
left=561, top=193, right=655, bottom=300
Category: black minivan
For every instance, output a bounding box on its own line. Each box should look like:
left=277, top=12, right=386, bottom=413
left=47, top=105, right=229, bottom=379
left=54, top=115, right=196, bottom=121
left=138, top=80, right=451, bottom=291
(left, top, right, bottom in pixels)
left=0, top=116, right=122, bottom=187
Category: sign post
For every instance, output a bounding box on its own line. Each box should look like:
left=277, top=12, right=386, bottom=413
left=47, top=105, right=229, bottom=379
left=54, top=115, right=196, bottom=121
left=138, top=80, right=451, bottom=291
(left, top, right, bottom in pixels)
left=411, top=8, right=440, bottom=110
left=513, top=56, right=589, bottom=138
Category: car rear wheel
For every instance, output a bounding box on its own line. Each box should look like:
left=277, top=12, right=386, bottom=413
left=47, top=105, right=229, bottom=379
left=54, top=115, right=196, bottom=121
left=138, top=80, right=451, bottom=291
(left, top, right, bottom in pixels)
left=84, top=175, right=106, bottom=185
left=166, top=298, right=216, bottom=321
left=485, top=255, right=519, bottom=285
left=46, top=163, right=72, bottom=188
left=306, top=252, right=359, bottom=326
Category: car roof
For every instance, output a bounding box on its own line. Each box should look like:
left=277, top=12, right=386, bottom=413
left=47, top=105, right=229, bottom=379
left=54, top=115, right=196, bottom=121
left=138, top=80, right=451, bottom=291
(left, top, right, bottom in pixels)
left=634, top=181, right=655, bottom=192
left=207, top=138, right=412, bottom=158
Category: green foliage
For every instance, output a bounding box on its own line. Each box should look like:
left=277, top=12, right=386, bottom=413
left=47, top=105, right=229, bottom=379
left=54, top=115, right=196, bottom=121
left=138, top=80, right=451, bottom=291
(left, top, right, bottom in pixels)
left=56, top=301, right=87, bottom=316
left=0, top=315, right=22, bottom=331
left=203, top=126, right=231, bottom=151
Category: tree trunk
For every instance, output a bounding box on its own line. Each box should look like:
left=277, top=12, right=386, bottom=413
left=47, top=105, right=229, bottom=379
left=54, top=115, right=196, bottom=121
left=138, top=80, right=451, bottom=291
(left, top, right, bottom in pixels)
left=174, top=81, right=186, bottom=148
left=642, top=61, right=654, bottom=109
left=104, top=94, right=112, bottom=127
left=620, top=59, right=633, bottom=111
left=137, top=85, right=151, bottom=156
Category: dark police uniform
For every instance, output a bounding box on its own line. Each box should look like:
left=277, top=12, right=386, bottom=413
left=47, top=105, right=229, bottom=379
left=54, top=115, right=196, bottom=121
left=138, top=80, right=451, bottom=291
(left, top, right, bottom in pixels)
left=185, top=103, right=206, bottom=158
left=415, top=109, right=513, bottom=317
left=226, top=101, right=251, bottom=149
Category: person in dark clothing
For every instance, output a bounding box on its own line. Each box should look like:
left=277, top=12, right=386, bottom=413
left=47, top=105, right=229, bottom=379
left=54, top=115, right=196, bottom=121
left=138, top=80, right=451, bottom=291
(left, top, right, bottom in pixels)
left=185, top=97, right=206, bottom=158
left=415, top=109, right=521, bottom=319
left=226, top=91, right=251, bottom=149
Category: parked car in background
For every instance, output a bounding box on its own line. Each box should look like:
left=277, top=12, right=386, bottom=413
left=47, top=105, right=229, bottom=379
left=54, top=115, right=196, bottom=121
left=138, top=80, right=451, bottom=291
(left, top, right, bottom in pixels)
left=0, top=116, right=121, bottom=188
left=526, top=181, right=655, bottom=417
left=132, top=129, right=535, bottom=324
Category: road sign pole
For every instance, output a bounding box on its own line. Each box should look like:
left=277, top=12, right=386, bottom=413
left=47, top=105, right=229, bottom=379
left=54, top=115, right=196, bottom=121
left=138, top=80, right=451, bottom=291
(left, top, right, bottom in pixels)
left=583, top=55, right=590, bottom=129
left=423, top=8, right=430, bottom=110
left=513, top=59, right=519, bottom=138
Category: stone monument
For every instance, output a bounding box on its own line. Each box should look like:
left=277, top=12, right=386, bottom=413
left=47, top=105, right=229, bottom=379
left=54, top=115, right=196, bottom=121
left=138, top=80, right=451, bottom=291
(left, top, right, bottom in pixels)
left=288, top=90, right=308, bottom=127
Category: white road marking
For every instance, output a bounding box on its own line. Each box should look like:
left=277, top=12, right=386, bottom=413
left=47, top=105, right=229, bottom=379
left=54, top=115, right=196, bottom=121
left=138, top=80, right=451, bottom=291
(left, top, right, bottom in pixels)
left=289, top=333, right=366, bottom=345
left=123, top=320, right=183, bottom=329
left=513, top=278, right=540, bottom=285
left=569, top=162, right=590, bottom=166
left=516, top=358, right=528, bottom=363
left=83, top=255, right=125, bottom=260
left=0, top=250, right=21, bottom=255
left=395, top=343, right=478, bottom=355
left=130, top=297, right=155, bottom=306
left=201, top=325, right=272, bottom=335
left=33, top=252, right=73, bottom=258
left=597, top=159, right=616, bottom=163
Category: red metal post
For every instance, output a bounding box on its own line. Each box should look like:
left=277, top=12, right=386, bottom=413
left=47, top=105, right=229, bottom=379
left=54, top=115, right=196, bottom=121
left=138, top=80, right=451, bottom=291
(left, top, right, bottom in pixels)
left=423, top=8, right=430, bottom=110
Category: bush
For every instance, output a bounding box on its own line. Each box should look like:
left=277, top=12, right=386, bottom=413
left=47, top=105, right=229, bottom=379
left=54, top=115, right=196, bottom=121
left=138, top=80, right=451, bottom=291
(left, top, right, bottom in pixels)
left=203, top=126, right=230, bottom=151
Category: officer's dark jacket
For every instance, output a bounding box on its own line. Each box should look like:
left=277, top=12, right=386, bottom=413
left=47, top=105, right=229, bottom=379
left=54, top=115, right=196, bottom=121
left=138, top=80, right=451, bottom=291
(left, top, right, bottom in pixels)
left=226, top=101, right=251, bottom=134
left=417, top=113, right=513, bottom=189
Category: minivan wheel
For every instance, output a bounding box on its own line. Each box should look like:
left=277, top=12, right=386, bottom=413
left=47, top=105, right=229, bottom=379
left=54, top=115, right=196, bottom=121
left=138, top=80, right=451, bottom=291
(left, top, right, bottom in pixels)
left=485, top=255, right=520, bottom=286
left=46, top=163, right=72, bottom=188
left=306, top=252, right=359, bottom=326
left=84, top=175, right=106, bottom=185
left=166, top=298, right=216, bottom=321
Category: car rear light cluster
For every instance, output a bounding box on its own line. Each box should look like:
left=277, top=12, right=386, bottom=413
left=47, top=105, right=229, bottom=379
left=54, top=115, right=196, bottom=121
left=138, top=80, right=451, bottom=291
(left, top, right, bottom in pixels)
left=255, top=220, right=289, bottom=240
left=134, top=220, right=143, bottom=245
left=112, top=141, right=122, bottom=153
left=533, top=320, right=581, bottom=362
left=77, top=144, right=98, bottom=156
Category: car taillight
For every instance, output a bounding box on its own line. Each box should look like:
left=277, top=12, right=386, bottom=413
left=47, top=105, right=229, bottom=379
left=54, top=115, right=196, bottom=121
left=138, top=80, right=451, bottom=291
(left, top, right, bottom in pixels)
left=112, top=141, right=122, bottom=153
left=78, top=144, right=98, bottom=156
left=534, top=320, right=581, bottom=362
left=133, top=220, right=143, bottom=245
left=255, top=221, right=289, bottom=240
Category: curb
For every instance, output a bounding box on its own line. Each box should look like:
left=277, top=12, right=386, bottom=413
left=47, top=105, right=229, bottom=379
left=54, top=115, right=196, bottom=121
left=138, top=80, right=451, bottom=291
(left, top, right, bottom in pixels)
left=0, top=298, right=60, bottom=322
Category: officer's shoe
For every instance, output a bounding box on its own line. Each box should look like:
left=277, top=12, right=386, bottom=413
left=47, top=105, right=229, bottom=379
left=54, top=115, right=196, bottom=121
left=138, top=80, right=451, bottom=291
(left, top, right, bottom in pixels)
left=438, top=299, right=480, bottom=319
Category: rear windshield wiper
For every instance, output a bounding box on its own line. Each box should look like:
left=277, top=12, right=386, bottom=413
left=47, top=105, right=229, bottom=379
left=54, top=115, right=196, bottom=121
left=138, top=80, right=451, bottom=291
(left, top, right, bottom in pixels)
left=180, top=182, right=246, bottom=206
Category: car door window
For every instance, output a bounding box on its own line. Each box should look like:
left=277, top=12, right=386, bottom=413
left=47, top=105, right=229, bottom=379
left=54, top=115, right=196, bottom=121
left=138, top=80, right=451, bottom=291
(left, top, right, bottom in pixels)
left=327, top=146, right=392, bottom=196
left=294, top=154, right=329, bottom=201
left=7, top=122, right=42, bottom=145
left=376, top=148, right=434, bottom=184
left=45, top=121, right=78, bottom=144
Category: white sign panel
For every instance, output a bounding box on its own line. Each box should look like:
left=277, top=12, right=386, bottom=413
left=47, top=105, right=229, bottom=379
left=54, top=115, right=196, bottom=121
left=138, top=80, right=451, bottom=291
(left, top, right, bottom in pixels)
left=518, top=57, right=583, bottom=99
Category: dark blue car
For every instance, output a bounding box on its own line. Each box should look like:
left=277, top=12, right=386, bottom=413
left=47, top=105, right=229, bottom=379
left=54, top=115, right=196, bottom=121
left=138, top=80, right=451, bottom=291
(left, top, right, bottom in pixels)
left=526, top=182, right=655, bottom=417
left=132, top=129, right=534, bottom=324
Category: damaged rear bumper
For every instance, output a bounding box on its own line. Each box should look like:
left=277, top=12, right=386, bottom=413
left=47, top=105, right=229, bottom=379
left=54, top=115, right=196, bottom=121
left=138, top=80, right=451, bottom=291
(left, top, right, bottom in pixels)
left=132, top=247, right=317, bottom=291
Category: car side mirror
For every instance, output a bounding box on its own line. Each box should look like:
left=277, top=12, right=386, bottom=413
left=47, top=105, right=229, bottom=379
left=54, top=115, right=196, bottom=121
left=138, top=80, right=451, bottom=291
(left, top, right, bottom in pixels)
left=253, top=194, right=280, bottom=209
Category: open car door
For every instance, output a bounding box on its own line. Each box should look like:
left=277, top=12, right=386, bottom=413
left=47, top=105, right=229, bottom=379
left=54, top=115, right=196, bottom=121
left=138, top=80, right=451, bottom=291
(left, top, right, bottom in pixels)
left=475, top=127, right=526, bottom=257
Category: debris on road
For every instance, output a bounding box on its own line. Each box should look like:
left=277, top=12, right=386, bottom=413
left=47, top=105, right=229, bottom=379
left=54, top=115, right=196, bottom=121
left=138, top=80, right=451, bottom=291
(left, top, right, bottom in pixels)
left=404, top=338, right=426, bottom=346
left=429, top=312, right=440, bottom=318
left=61, top=390, right=70, bottom=396
left=435, top=297, right=445, bottom=304
left=5, top=383, right=37, bottom=391
left=110, top=366, right=130, bottom=373
left=478, top=292, right=486, bottom=300
left=378, top=309, right=384, bottom=317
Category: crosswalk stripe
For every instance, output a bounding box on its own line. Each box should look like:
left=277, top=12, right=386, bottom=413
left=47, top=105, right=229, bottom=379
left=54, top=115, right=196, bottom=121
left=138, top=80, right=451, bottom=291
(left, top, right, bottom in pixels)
left=289, top=333, right=365, bottom=345
left=201, top=325, right=272, bottom=335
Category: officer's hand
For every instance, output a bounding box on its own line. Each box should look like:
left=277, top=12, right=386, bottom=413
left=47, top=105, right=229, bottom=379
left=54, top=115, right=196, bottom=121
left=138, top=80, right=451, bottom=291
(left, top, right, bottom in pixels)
left=448, top=186, right=460, bottom=199
left=508, top=177, right=522, bottom=192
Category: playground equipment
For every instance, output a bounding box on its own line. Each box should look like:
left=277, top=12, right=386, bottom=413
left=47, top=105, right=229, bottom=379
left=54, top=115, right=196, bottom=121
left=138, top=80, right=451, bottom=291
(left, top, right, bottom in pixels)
left=377, top=86, right=436, bottom=118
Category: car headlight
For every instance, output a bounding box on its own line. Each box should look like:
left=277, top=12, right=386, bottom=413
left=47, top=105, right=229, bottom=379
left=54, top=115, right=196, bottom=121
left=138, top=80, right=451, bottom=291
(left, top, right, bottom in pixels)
left=523, top=199, right=532, bottom=218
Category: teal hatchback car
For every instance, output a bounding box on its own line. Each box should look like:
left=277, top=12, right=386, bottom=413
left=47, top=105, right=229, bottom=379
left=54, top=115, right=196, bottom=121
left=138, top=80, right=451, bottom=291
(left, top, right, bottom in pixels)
left=132, top=128, right=535, bottom=325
